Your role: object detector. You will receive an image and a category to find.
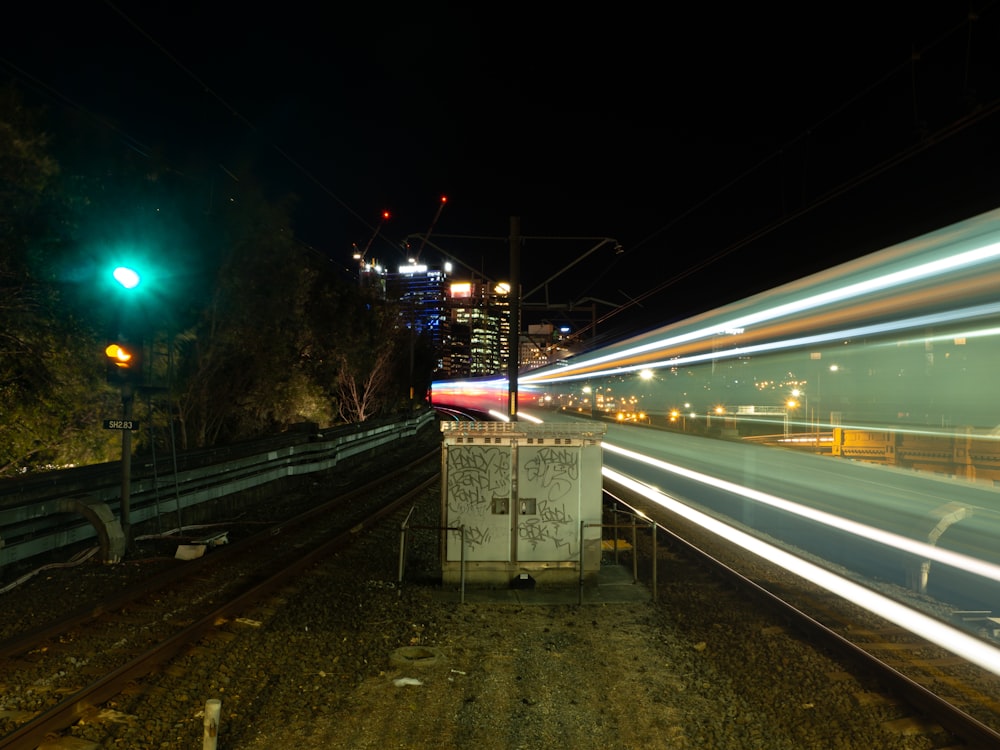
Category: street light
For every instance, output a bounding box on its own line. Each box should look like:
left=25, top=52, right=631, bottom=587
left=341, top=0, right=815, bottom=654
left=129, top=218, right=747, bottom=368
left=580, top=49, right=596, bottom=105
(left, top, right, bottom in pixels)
left=785, top=398, right=799, bottom=438
left=791, top=387, right=807, bottom=429
left=819, top=363, right=840, bottom=428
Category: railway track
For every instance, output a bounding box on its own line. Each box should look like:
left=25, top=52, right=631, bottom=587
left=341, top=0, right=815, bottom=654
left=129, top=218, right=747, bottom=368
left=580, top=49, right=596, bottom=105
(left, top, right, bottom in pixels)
left=0, top=447, right=440, bottom=749
left=604, top=476, right=1000, bottom=749
left=3, top=427, right=999, bottom=747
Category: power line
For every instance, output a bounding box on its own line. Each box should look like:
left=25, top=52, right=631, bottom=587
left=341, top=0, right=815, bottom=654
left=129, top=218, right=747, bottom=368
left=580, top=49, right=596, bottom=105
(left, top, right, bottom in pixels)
left=99, top=0, right=379, bottom=236
left=631, top=4, right=996, bottom=258
left=0, top=56, right=152, bottom=159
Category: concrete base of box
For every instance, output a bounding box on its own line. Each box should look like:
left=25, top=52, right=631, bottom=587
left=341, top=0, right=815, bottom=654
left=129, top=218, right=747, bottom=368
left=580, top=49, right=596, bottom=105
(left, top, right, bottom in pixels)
left=442, top=561, right=600, bottom=588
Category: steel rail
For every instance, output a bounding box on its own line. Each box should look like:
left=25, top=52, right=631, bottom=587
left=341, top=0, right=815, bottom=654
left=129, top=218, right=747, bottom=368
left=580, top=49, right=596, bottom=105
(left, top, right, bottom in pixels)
left=0, top=467, right=438, bottom=749
left=603, top=476, right=1000, bottom=750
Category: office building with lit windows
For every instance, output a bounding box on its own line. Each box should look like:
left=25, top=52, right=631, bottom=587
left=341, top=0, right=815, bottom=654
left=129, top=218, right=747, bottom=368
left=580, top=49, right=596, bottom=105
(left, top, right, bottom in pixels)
left=376, top=259, right=545, bottom=379
left=383, top=262, right=452, bottom=373
left=444, top=280, right=510, bottom=377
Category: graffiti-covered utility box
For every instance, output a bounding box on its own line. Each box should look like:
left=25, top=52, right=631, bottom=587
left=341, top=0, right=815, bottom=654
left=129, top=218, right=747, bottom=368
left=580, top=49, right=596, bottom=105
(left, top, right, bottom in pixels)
left=439, top=421, right=606, bottom=587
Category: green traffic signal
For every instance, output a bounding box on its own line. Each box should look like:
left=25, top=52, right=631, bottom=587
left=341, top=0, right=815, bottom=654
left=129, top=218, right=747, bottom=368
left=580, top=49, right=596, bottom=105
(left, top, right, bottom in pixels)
left=112, top=266, right=141, bottom=289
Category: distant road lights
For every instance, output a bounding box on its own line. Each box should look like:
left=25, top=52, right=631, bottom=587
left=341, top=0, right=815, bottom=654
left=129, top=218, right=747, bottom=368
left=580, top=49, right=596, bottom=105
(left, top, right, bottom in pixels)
left=669, top=408, right=689, bottom=431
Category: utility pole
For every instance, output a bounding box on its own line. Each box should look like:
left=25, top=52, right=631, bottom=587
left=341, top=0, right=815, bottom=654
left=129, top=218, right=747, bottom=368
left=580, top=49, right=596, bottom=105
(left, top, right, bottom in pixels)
left=508, top=216, right=520, bottom=421
left=407, top=224, right=617, bottom=412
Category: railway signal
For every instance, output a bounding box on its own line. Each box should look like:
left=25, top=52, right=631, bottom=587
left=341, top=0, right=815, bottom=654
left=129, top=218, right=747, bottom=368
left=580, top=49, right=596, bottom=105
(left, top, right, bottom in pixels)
left=104, top=340, right=143, bottom=384
left=107, top=263, right=145, bottom=552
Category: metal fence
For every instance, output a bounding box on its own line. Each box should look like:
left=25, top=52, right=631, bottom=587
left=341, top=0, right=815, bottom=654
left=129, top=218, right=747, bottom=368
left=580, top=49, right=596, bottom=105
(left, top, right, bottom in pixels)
left=0, top=411, right=435, bottom=571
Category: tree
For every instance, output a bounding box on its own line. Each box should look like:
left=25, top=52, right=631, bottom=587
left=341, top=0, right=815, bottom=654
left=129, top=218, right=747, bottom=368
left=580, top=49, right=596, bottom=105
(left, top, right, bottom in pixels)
left=300, top=269, right=409, bottom=424
left=0, top=80, right=424, bottom=467
left=169, top=184, right=336, bottom=448
left=0, top=86, right=120, bottom=475
left=336, top=342, right=399, bottom=423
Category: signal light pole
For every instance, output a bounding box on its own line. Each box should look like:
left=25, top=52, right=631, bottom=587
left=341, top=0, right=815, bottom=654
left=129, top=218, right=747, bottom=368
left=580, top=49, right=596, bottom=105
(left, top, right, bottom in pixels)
left=108, top=265, right=143, bottom=550
left=118, top=381, right=135, bottom=546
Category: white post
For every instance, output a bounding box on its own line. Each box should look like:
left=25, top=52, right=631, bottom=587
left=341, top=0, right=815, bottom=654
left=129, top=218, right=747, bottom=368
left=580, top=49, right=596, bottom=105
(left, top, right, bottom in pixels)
left=203, top=698, right=222, bottom=750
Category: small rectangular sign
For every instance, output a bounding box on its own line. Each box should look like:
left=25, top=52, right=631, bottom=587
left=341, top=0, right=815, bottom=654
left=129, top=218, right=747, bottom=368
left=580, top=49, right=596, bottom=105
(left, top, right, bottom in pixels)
left=103, top=419, right=139, bottom=431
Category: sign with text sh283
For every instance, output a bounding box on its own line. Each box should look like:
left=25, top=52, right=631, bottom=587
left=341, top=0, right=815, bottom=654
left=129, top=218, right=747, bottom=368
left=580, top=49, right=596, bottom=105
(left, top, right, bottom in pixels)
left=103, top=419, right=139, bottom=431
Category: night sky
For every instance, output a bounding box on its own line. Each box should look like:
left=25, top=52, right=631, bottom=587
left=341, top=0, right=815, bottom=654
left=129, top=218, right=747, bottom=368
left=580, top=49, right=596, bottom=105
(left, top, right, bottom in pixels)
left=5, top=3, right=1000, bottom=341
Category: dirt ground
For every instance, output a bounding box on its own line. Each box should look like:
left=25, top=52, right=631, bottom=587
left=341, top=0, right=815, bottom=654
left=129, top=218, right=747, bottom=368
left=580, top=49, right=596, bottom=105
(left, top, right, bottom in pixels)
left=340, top=601, right=690, bottom=749
left=230, top=552, right=942, bottom=750
left=243, top=594, right=701, bottom=750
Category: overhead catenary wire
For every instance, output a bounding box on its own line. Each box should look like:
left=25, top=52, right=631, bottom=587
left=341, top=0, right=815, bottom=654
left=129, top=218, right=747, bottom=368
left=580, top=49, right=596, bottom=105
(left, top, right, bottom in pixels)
left=2, top=2, right=998, bottom=323
left=99, top=0, right=382, bottom=237
left=581, top=5, right=1000, bottom=338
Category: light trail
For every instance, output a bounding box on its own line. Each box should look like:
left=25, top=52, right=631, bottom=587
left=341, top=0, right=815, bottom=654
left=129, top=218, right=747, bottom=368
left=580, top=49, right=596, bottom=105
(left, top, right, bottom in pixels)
left=603, top=442, right=1000, bottom=583
left=521, top=238, right=1000, bottom=384
left=604, top=466, right=1000, bottom=679
left=522, top=301, right=1000, bottom=385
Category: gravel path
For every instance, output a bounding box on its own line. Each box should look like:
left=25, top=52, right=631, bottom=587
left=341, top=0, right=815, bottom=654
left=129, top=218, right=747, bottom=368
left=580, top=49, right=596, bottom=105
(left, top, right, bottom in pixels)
left=228, top=496, right=961, bottom=750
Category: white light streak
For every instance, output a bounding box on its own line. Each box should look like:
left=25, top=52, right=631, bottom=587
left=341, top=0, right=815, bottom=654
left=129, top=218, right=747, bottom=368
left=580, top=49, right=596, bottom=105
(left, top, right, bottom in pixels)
left=603, top=442, right=1000, bottom=583
left=523, top=301, right=1000, bottom=385
left=603, top=467, right=1000, bottom=679
left=521, top=234, right=1000, bottom=385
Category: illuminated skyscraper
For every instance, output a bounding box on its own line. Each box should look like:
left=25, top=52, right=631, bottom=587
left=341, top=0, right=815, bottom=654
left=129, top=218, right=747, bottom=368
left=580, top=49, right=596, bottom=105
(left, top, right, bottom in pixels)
left=443, top=279, right=510, bottom=377
left=385, top=261, right=451, bottom=373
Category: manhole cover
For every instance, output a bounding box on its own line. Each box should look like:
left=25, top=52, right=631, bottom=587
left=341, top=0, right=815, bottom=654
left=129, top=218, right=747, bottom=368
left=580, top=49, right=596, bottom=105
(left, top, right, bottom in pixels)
left=389, top=646, right=444, bottom=668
